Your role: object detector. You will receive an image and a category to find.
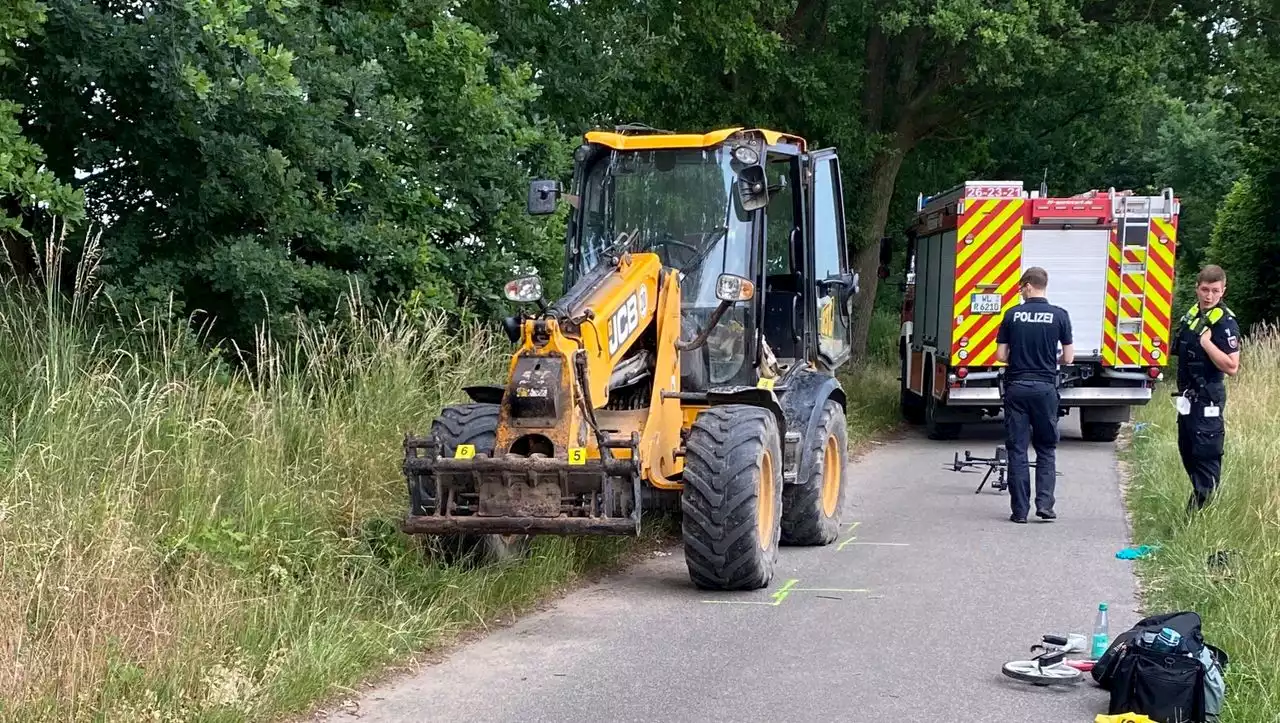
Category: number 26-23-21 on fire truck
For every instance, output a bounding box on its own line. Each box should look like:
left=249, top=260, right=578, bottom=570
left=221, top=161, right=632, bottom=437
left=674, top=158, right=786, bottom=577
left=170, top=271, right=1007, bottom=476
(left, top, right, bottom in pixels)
left=895, top=180, right=1178, bottom=442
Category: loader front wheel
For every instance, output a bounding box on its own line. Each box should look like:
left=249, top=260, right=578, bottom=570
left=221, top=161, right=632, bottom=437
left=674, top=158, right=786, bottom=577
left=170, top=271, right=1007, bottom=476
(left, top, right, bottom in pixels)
left=680, top=405, right=783, bottom=591
left=780, top=400, right=847, bottom=545
left=424, top=403, right=532, bottom=568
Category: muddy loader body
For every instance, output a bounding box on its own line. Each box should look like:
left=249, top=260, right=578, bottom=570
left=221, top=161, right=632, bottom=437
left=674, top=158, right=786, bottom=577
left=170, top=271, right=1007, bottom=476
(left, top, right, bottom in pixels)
left=402, top=126, right=865, bottom=591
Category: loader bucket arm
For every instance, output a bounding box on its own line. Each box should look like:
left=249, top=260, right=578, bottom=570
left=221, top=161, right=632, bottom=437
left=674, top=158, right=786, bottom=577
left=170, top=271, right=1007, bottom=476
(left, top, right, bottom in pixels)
left=403, top=251, right=686, bottom=537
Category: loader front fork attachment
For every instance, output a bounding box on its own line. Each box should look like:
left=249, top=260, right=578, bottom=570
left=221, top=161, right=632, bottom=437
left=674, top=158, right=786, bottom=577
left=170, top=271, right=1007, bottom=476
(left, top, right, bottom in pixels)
left=402, top=433, right=644, bottom=537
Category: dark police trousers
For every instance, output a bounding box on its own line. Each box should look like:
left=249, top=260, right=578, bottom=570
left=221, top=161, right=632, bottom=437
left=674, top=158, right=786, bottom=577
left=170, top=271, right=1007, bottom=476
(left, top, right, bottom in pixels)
left=1004, top=379, right=1060, bottom=517
left=1176, top=387, right=1226, bottom=510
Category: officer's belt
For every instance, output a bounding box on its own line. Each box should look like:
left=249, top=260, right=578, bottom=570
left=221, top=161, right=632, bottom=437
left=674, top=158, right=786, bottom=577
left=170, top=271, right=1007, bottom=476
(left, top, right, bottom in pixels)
left=1184, top=375, right=1224, bottom=406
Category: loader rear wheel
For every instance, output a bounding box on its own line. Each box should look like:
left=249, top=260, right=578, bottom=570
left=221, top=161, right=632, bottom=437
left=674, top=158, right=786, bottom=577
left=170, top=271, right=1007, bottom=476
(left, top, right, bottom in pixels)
left=425, top=403, right=532, bottom=567
left=680, top=405, right=783, bottom=591
left=780, top=400, right=848, bottom=545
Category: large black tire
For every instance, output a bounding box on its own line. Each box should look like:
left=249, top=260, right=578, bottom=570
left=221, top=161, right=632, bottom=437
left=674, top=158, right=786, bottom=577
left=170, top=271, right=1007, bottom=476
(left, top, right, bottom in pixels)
left=424, top=403, right=532, bottom=567
left=780, top=400, right=848, bottom=545
left=681, top=405, right=784, bottom=591
left=924, top=378, right=961, bottom=440
left=900, top=342, right=925, bottom=424
left=901, top=388, right=925, bottom=425
left=1080, top=421, right=1122, bottom=443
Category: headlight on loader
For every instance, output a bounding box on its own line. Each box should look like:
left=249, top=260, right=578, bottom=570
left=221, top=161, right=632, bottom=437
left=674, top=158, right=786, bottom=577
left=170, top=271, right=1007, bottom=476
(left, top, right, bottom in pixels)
left=504, top=275, right=544, bottom=303
left=716, top=273, right=755, bottom=302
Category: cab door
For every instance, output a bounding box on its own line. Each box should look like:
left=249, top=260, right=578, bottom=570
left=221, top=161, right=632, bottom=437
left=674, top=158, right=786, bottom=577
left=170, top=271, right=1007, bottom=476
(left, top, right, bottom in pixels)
left=804, top=148, right=853, bottom=369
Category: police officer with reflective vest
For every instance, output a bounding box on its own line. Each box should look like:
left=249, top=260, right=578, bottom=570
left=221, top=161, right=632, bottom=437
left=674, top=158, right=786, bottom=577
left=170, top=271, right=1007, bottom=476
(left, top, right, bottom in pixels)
left=996, top=267, right=1074, bottom=524
left=1171, top=264, right=1241, bottom=511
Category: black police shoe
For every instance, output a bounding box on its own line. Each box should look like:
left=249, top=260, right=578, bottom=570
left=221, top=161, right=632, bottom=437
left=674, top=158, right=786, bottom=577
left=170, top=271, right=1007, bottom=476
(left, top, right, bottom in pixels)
left=1010, top=514, right=1027, bottom=524
left=1036, top=508, right=1057, bottom=520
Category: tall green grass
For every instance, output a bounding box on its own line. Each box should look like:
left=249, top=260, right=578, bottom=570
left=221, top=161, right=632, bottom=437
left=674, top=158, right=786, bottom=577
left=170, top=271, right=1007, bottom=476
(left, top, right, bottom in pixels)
left=1123, top=326, right=1280, bottom=722
left=840, top=307, right=904, bottom=447
left=0, top=230, right=665, bottom=722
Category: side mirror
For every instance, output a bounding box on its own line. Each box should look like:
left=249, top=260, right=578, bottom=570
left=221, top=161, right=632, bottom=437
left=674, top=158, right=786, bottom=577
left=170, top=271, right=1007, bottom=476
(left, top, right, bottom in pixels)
left=821, top=272, right=860, bottom=307
left=527, top=180, right=561, bottom=215
left=735, top=166, right=769, bottom=212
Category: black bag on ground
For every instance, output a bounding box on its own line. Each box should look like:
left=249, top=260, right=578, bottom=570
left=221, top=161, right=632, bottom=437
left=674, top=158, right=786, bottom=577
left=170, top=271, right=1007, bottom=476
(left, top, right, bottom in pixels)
left=1091, top=611, right=1229, bottom=723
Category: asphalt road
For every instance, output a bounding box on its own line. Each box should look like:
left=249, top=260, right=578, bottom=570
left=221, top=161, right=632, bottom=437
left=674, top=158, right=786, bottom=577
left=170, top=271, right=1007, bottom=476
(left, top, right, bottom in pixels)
left=335, top=412, right=1145, bottom=723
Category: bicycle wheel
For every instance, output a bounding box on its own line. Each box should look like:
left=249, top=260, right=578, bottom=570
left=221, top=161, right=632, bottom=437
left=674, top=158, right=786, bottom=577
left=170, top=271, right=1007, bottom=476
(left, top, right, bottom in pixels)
left=1001, top=659, right=1085, bottom=686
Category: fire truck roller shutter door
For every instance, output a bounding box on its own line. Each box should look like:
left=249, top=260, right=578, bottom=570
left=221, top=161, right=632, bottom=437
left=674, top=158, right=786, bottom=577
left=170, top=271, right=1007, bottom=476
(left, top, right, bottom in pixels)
left=1020, top=228, right=1110, bottom=360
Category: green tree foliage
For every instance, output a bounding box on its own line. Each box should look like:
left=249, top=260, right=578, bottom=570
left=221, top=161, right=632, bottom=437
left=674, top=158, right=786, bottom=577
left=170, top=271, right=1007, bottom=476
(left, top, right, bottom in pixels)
left=1194, top=1, right=1280, bottom=329
left=3, top=0, right=1269, bottom=356
left=1205, top=174, right=1277, bottom=331
left=461, top=0, right=1223, bottom=358
left=2, top=0, right=569, bottom=346
left=1, top=0, right=84, bottom=255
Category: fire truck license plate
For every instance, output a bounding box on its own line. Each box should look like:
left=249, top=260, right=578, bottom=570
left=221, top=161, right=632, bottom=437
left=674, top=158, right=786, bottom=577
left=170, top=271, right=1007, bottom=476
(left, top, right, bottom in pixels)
left=970, top=293, right=1002, bottom=314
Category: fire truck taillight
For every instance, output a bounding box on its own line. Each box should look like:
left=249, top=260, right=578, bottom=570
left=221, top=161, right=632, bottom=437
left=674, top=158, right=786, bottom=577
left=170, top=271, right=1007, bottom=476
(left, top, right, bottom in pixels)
left=956, top=367, right=969, bottom=379
left=1147, top=366, right=1162, bottom=379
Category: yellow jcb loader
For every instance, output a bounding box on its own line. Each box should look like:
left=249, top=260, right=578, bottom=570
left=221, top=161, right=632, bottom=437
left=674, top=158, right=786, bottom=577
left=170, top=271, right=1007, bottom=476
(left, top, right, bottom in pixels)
left=402, top=125, right=876, bottom=591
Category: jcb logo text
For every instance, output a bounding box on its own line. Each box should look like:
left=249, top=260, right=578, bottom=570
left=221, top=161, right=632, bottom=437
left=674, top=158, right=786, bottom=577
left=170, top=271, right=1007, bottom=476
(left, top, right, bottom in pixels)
left=608, top=287, right=649, bottom=356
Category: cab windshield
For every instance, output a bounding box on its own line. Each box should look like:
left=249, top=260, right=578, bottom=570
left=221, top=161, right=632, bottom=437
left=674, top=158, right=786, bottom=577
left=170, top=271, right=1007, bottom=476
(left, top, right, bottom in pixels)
left=572, top=146, right=756, bottom=385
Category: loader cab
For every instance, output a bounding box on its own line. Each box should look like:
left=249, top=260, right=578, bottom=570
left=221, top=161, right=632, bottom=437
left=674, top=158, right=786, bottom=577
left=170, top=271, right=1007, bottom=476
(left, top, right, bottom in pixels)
left=553, top=127, right=855, bottom=390
left=758, top=140, right=855, bottom=374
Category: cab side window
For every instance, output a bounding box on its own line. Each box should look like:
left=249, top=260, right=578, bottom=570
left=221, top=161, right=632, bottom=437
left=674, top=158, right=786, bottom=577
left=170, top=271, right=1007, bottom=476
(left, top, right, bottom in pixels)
left=765, top=157, right=796, bottom=275
left=811, top=156, right=849, bottom=363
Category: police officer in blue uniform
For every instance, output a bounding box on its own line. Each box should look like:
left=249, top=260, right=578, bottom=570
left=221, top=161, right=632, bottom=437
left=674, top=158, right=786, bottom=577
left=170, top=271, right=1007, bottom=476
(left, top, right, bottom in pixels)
left=996, top=267, right=1074, bottom=524
left=1171, top=264, right=1241, bottom=511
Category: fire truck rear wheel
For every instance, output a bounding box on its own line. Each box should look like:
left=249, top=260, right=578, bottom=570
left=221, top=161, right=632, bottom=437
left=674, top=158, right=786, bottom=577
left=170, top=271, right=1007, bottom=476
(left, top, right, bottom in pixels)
left=924, top=379, right=961, bottom=441
left=900, top=345, right=925, bottom=424
left=1080, top=421, right=1122, bottom=443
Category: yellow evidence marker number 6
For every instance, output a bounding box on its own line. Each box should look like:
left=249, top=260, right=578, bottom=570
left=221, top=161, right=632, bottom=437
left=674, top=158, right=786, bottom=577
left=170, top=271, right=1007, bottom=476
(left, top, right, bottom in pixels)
left=454, top=444, right=476, bottom=459
left=568, top=447, right=587, bottom=465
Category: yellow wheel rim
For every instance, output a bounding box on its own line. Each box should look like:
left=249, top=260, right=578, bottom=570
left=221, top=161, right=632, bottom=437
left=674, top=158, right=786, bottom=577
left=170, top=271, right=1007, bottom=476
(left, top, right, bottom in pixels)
left=757, top=449, right=776, bottom=549
left=821, top=434, right=841, bottom=517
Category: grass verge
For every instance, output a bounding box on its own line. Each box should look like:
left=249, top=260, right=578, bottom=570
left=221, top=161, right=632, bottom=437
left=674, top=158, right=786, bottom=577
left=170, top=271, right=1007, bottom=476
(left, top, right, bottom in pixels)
left=840, top=307, right=904, bottom=448
left=1121, top=325, right=1280, bottom=722
left=0, top=238, right=903, bottom=723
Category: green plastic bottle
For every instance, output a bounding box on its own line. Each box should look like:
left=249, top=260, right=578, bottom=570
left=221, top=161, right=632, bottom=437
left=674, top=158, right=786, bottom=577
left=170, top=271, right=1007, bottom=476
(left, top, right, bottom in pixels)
left=1091, top=602, right=1110, bottom=659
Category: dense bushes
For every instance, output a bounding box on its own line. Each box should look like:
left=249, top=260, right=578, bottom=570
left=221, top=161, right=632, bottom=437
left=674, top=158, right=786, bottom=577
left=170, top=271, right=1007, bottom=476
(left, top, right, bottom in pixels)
left=1205, top=175, right=1279, bottom=332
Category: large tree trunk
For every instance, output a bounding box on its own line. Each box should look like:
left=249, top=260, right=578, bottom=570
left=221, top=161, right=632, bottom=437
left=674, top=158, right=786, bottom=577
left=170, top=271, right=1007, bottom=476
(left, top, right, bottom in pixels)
left=847, top=146, right=907, bottom=361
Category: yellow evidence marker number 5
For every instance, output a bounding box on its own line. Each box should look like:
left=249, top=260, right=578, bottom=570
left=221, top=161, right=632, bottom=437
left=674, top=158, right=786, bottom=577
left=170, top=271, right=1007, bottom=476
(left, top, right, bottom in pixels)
left=568, top=447, right=587, bottom=465
left=454, top=444, right=476, bottom=460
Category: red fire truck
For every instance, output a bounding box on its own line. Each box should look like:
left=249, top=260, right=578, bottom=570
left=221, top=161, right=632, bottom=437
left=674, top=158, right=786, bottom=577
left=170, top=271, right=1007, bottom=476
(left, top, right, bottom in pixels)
left=897, top=180, right=1179, bottom=441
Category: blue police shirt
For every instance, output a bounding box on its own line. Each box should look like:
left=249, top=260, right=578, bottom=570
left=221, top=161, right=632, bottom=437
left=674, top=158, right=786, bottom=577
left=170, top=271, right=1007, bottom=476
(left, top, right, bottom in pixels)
left=995, top=297, right=1073, bottom=383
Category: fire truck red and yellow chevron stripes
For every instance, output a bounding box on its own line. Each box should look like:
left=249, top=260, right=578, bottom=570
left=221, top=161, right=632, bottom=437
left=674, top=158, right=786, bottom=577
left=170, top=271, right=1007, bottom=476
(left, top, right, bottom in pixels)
left=1142, top=216, right=1178, bottom=364
left=950, top=198, right=1026, bottom=366
left=1102, top=227, right=1122, bottom=366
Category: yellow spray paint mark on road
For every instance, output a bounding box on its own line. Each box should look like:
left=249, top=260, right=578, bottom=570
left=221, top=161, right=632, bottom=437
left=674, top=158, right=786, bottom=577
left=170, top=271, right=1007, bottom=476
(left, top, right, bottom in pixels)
left=701, top=578, right=799, bottom=606
left=836, top=522, right=861, bottom=551
left=700, top=580, right=873, bottom=606
left=834, top=522, right=909, bottom=550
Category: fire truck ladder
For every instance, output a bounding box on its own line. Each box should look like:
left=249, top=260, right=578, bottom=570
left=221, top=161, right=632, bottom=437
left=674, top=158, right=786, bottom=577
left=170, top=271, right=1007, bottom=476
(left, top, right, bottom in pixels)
left=1110, top=190, right=1175, bottom=367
